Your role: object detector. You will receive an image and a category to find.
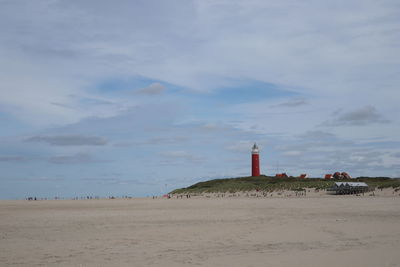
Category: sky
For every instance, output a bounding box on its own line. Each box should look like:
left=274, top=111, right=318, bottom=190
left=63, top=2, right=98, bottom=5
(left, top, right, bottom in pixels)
left=0, top=0, right=399, bottom=199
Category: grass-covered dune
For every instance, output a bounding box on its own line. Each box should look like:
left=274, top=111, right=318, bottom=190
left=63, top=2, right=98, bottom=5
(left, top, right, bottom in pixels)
left=170, top=176, right=400, bottom=194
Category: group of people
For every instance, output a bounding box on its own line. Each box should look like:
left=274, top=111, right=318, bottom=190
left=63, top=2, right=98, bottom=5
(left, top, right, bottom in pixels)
left=25, top=195, right=135, bottom=201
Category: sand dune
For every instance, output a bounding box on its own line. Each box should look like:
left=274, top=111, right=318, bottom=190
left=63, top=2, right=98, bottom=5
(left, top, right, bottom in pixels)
left=1, top=194, right=400, bottom=266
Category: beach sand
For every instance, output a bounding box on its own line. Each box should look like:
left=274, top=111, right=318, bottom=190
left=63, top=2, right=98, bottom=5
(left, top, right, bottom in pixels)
left=1, top=191, right=400, bottom=266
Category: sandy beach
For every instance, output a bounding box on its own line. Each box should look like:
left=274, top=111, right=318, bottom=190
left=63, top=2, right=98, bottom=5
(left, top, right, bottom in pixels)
left=1, top=192, right=400, bottom=266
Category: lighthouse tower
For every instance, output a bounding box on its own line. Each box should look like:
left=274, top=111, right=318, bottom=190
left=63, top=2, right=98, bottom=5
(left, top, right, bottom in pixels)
left=251, top=143, right=261, bottom=176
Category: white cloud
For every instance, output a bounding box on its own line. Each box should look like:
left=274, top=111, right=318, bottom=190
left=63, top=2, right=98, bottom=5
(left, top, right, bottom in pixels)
left=282, top=150, right=303, bottom=157
left=49, top=152, right=105, bottom=164
left=25, top=135, right=107, bottom=146
left=226, top=141, right=255, bottom=153
left=136, top=83, right=166, bottom=95
left=298, top=130, right=336, bottom=140
left=0, top=155, right=27, bottom=162
left=1, top=0, right=399, bottom=99
left=274, top=98, right=308, bottom=108
left=323, top=105, right=390, bottom=126
left=158, top=150, right=205, bottom=163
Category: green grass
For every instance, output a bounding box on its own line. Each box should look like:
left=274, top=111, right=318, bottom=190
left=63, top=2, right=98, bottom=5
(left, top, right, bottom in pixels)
left=170, top=176, right=400, bottom=194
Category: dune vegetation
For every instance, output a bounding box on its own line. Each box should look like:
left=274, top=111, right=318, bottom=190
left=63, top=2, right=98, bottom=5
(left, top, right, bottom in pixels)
left=170, top=176, right=400, bottom=194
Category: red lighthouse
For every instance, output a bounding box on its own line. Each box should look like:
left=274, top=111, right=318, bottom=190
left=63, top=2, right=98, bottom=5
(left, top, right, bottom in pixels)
left=251, top=143, right=260, bottom=176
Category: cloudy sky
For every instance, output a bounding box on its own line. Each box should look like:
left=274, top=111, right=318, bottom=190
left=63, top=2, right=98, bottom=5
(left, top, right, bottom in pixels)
left=1, top=0, right=399, bottom=199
